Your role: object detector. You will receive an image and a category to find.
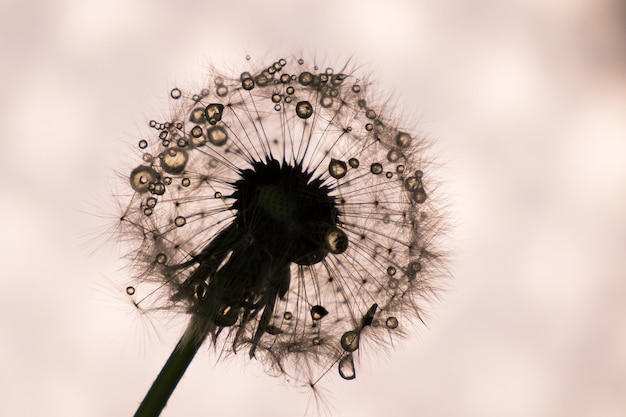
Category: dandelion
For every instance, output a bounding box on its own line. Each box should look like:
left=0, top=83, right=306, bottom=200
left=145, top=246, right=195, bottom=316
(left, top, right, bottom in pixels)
left=116, top=55, right=444, bottom=416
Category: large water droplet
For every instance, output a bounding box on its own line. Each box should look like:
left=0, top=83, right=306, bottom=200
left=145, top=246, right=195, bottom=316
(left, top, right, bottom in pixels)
left=395, top=132, right=412, bottom=148
left=296, top=101, right=313, bottom=119
left=310, top=305, right=329, bottom=320
left=341, top=330, right=360, bottom=352
left=162, top=148, right=188, bottom=174
left=130, top=166, right=157, bottom=193
left=325, top=227, right=349, bottom=254
left=207, top=126, right=228, bottom=146
left=204, top=103, right=224, bottom=125
left=338, top=354, right=356, bottom=380
left=328, top=159, right=347, bottom=179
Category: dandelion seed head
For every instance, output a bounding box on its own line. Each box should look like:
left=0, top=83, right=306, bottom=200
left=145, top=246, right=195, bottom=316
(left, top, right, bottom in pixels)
left=116, top=55, right=444, bottom=386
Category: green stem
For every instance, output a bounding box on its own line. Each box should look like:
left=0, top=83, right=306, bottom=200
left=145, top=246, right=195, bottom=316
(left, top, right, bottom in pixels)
left=134, top=318, right=208, bottom=417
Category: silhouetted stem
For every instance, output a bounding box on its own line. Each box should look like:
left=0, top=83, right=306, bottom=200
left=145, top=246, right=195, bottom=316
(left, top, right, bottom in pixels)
left=134, top=318, right=208, bottom=417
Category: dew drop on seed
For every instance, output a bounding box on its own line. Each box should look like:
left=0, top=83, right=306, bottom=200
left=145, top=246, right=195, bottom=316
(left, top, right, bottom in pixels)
left=352, top=84, right=361, bottom=93
left=284, top=96, right=292, bottom=103
left=339, top=354, right=356, bottom=380
left=413, top=189, right=428, bottom=203
left=274, top=104, right=281, bottom=111
left=365, top=123, right=373, bottom=131
left=126, top=286, right=135, bottom=296
left=130, top=166, right=157, bottom=193
left=159, top=131, right=168, bottom=140
left=386, top=317, right=399, bottom=329
left=271, top=93, right=281, bottom=103
left=298, top=71, right=313, bottom=85
left=395, top=132, right=412, bottom=148
left=404, top=176, right=420, bottom=191
left=341, top=330, right=360, bottom=352
left=156, top=253, right=167, bottom=264
left=329, top=159, right=347, bottom=179
left=242, top=77, right=255, bottom=90
left=138, top=140, right=148, bottom=149
left=396, top=164, right=405, bottom=173
left=170, top=88, right=182, bottom=99
left=320, top=95, right=333, bottom=108
left=146, top=197, right=157, bottom=208
left=143, top=208, right=152, bottom=216
left=163, top=177, right=172, bottom=185
left=207, top=126, right=228, bottom=146
left=385, top=172, right=393, bottom=179
left=280, top=74, right=290, bottom=83
left=162, top=148, right=188, bottom=174
left=284, top=311, right=293, bottom=320
left=177, top=138, right=188, bottom=148
left=182, top=177, right=190, bottom=187
left=387, top=266, right=396, bottom=276
left=204, top=103, right=224, bottom=125
left=325, top=227, right=349, bottom=254
left=286, top=86, right=294, bottom=95
left=370, top=163, right=383, bottom=175
left=174, top=216, right=186, bottom=227
left=387, top=149, right=401, bottom=162
left=216, top=85, right=228, bottom=97
left=348, top=158, right=359, bottom=168
left=142, top=153, right=153, bottom=163
left=191, top=125, right=203, bottom=138
left=152, top=182, right=166, bottom=195
left=295, top=101, right=313, bottom=119
left=365, top=109, right=377, bottom=120
left=310, top=305, right=329, bottom=320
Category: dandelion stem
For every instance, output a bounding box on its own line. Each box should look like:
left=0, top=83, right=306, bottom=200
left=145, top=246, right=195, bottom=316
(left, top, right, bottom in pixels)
left=134, top=317, right=208, bottom=417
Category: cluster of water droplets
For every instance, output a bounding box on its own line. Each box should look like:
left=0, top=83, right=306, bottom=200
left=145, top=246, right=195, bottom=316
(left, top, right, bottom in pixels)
left=119, top=56, right=441, bottom=385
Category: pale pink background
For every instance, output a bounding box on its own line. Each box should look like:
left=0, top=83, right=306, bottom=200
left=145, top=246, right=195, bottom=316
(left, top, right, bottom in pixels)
left=1, top=0, right=625, bottom=416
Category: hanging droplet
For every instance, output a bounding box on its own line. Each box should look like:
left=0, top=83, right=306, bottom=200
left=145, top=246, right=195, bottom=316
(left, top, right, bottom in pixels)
left=341, top=330, right=360, bottom=352
left=296, top=101, right=313, bottom=119
left=310, top=305, right=329, bottom=321
left=207, top=126, right=228, bottom=146
left=395, top=132, right=412, bottom=148
left=338, top=354, right=356, bottom=380
left=325, top=227, right=349, bottom=254
left=413, top=188, right=428, bottom=203
left=386, top=317, right=399, bottom=329
left=204, top=103, right=224, bottom=125
left=170, top=88, right=182, bottom=99
left=130, top=166, right=157, bottom=193
left=370, top=163, right=383, bottom=175
left=298, top=71, right=314, bottom=85
left=162, top=148, right=188, bottom=174
left=126, top=286, right=135, bottom=296
left=328, top=159, right=347, bottom=179
left=174, top=216, right=186, bottom=227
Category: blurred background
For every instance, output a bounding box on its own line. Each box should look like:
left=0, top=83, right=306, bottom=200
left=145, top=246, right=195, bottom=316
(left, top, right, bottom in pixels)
left=1, top=0, right=625, bottom=416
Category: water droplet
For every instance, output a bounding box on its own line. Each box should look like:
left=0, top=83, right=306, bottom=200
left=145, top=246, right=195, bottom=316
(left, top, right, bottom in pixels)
left=182, top=178, right=190, bottom=187
left=365, top=109, right=377, bottom=120
left=138, top=140, right=148, bottom=149
left=310, top=305, right=329, bottom=320
left=274, top=104, right=281, bottom=111
left=156, top=253, right=167, bottom=264
left=242, top=77, right=255, bottom=90
left=357, top=99, right=366, bottom=108
left=341, top=331, right=360, bottom=352
left=370, top=163, right=383, bottom=175
left=204, top=103, right=224, bottom=125
left=385, top=317, right=399, bottom=329
left=152, top=182, right=166, bottom=195
left=280, top=74, right=290, bottom=83
left=162, top=148, right=188, bottom=174
left=352, top=84, right=361, bottom=93
left=387, top=149, right=401, bottom=162
left=143, top=208, right=153, bottom=216
left=413, top=189, right=427, bottom=203
left=286, top=86, right=295, bottom=95
left=404, top=176, right=420, bottom=191
left=170, top=88, right=182, bottom=99
left=320, top=95, right=333, bottom=108
left=246, top=54, right=251, bottom=60
left=284, top=311, right=293, bottom=320
left=396, top=164, right=405, bottom=173
left=191, top=125, right=203, bottom=138
left=298, top=58, right=304, bottom=65
left=126, top=286, right=135, bottom=295
left=312, top=337, right=321, bottom=345
left=159, top=131, right=168, bottom=140
left=348, top=158, right=359, bottom=168
left=385, top=172, right=393, bottom=179
left=214, top=192, right=222, bottom=198
left=130, top=166, right=157, bottom=193
left=271, top=93, right=281, bottom=103
left=142, top=153, right=153, bottom=163
left=174, top=216, right=186, bottom=227
left=325, top=227, right=349, bottom=254
left=329, top=159, right=347, bottom=179
left=338, top=354, right=356, bottom=380
left=395, top=132, right=412, bottom=148
left=216, top=85, right=228, bottom=97
left=388, top=278, right=399, bottom=288
left=207, top=126, right=228, bottom=146
left=177, top=138, right=188, bottom=148
left=298, top=71, right=313, bottom=85
left=387, top=266, right=396, bottom=276
left=295, top=101, right=313, bottom=119
left=365, top=123, right=373, bottom=131
left=146, top=197, right=157, bottom=208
